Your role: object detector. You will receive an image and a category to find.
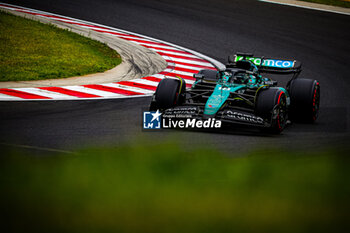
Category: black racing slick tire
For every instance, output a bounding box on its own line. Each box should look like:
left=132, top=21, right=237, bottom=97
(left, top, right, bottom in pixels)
left=288, top=79, right=320, bottom=123
left=255, top=88, right=288, bottom=134
left=198, top=69, right=218, bottom=81
left=150, top=78, right=186, bottom=110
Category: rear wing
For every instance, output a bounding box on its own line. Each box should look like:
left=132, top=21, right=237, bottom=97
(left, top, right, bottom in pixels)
left=228, top=52, right=302, bottom=74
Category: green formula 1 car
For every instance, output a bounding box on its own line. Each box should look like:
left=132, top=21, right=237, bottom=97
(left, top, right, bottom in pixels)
left=149, top=53, right=320, bottom=133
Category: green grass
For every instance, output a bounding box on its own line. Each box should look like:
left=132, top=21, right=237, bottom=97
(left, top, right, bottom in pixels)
left=1, top=138, right=349, bottom=233
left=0, top=11, right=121, bottom=82
left=300, top=0, right=350, bottom=8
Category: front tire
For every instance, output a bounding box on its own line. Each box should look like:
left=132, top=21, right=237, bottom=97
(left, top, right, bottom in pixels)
left=150, top=78, right=186, bottom=110
left=255, top=88, right=288, bottom=134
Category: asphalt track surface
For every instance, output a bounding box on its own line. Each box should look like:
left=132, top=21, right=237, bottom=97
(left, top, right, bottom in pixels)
left=1, top=0, right=350, bottom=153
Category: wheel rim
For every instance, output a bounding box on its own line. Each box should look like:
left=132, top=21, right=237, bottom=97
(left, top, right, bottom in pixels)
left=276, top=92, right=287, bottom=131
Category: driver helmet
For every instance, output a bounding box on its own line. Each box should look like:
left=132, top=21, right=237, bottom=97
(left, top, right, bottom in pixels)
left=222, top=71, right=232, bottom=82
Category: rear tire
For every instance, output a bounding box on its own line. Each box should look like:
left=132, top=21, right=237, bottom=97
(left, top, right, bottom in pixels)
left=150, top=78, right=185, bottom=110
left=255, top=88, right=288, bottom=134
left=288, top=79, right=320, bottom=123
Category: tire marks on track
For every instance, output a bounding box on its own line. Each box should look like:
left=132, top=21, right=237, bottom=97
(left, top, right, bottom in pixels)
left=0, top=3, right=223, bottom=101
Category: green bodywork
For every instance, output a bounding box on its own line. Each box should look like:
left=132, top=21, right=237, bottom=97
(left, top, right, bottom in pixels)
left=204, top=84, right=245, bottom=116
left=193, top=70, right=290, bottom=117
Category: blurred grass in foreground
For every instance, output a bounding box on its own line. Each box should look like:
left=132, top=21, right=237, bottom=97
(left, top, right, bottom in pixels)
left=0, top=11, right=121, bottom=82
left=301, top=0, right=350, bottom=8
left=0, top=140, right=349, bottom=233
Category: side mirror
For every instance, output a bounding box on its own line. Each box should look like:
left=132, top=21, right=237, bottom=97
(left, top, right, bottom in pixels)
left=193, top=73, right=204, bottom=81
